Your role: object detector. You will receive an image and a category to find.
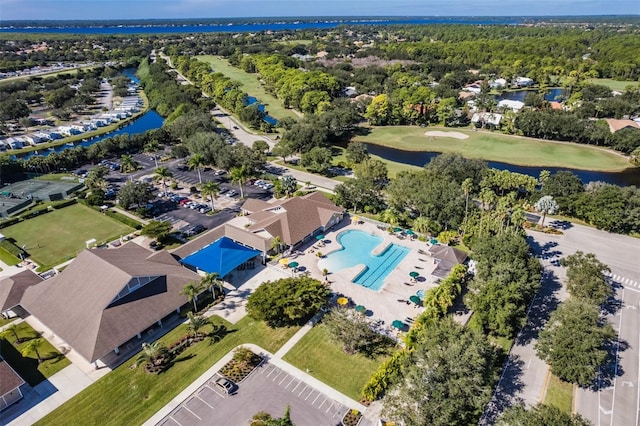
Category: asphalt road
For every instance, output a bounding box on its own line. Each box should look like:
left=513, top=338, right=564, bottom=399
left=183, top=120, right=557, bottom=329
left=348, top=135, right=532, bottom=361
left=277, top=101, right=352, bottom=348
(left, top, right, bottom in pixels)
left=482, top=219, right=640, bottom=424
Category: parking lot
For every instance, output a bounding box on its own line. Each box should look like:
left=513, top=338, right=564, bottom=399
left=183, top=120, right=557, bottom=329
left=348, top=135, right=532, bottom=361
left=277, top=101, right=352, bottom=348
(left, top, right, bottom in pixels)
left=157, top=363, right=349, bottom=426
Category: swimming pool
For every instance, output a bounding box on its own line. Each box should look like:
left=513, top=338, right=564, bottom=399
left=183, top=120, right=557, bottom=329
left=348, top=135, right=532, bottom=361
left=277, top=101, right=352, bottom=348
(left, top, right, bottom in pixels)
left=318, top=229, right=409, bottom=291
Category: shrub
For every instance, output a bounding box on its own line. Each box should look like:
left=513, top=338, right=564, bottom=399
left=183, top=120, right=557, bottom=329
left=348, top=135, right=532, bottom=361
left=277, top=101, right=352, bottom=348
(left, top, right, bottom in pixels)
left=361, top=349, right=410, bottom=401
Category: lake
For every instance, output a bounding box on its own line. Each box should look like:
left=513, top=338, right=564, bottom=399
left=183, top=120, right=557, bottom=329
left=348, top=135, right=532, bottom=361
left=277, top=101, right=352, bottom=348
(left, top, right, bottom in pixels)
left=364, top=143, right=640, bottom=187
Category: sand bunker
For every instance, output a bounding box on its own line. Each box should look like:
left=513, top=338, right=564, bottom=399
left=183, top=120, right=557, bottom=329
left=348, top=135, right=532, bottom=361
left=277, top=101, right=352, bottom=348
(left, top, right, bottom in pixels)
left=424, top=131, right=469, bottom=140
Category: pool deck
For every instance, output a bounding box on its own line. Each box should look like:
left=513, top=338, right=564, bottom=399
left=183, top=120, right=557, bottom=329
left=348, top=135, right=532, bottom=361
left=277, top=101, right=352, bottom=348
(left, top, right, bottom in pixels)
left=283, top=219, right=442, bottom=333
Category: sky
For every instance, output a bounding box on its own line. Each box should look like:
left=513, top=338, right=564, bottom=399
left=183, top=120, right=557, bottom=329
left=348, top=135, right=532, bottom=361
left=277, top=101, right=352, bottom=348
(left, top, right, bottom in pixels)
left=1, top=0, right=638, bottom=21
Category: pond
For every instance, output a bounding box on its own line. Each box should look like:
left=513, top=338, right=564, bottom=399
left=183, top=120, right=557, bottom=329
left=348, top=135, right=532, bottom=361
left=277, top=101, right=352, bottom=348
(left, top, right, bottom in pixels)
left=245, top=96, right=278, bottom=125
left=363, top=143, right=640, bottom=187
left=19, top=110, right=164, bottom=160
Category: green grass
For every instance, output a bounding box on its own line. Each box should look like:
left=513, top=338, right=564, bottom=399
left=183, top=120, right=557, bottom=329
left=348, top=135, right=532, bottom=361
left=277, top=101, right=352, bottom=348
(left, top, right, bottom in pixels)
left=196, top=55, right=300, bottom=121
left=0, top=316, right=17, bottom=328
left=0, top=247, right=20, bottom=266
left=354, top=126, right=631, bottom=172
left=1, top=203, right=132, bottom=269
left=37, top=316, right=300, bottom=426
left=0, top=322, right=71, bottom=385
left=33, top=173, right=80, bottom=182
left=544, top=374, right=573, bottom=413
left=283, top=323, right=393, bottom=401
left=589, top=78, right=640, bottom=92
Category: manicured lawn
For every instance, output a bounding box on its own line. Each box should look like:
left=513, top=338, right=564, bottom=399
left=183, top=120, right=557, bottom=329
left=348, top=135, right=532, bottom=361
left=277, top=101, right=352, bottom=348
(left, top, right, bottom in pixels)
left=544, top=374, right=573, bottom=413
left=354, top=126, right=630, bottom=171
left=0, top=322, right=70, bottom=386
left=283, top=323, right=393, bottom=401
left=196, top=55, right=300, bottom=121
left=0, top=316, right=17, bottom=327
left=0, top=247, right=20, bottom=266
left=37, top=316, right=300, bottom=426
left=1, top=204, right=132, bottom=269
left=589, top=78, right=639, bottom=92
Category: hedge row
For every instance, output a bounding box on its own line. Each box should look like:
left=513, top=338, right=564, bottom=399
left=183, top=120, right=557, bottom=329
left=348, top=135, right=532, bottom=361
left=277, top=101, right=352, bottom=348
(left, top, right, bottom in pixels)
left=361, top=349, right=410, bottom=401
left=0, top=239, right=26, bottom=258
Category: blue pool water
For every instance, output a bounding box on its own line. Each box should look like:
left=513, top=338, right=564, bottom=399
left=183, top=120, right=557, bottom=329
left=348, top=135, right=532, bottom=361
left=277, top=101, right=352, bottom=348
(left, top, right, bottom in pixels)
left=318, top=230, right=409, bottom=291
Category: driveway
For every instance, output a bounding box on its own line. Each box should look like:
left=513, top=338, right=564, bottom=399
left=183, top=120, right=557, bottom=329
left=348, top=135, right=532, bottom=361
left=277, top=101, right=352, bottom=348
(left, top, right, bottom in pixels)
left=156, top=363, right=350, bottom=426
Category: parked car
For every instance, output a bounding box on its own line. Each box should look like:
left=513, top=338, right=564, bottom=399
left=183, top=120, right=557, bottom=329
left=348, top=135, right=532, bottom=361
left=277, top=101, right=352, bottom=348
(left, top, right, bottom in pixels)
left=200, top=206, right=212, bottom=214
left=179, top=198, right=191, bottom=206
left=186, top=224, right=206, bottom=236
left=218, top=187, right=229, bottom=194
left=214, top=377, right=235, bottom=394
left=226, top=190, right=238, bottom=197
left=149, top=240, right=163, bottom=251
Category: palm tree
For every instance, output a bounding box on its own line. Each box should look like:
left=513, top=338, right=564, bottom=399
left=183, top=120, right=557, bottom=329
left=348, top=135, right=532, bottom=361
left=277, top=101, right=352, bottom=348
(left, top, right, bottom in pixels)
left=539, top=170, right=551, bottom=189
left=230, top=166, right=249, bottom=198
left=1, top=324, right=20, bottom=343
left=535, top=195, right=559, bottom=227
left=180, top=281, right=203, bottom=312
left=154, top=166, right=173, bottom=195
left=200, top=272, right=223, bottom=297
left=120, top=154, right=138, bottom=174
left=188, top=154, right=205, bottom=184
left=379, top=208, right=400, bottom=226
left=461, top=178, right=473, bottom=233
left=200, top=181, right=219, bottom=212
left=270, top=235, right=283, bottom=254
left=412, top=216, right=430, bottom=235
left=280, top=175, right=297, bottom=198
left=187, top=312, right=211, bottom=338
left=134, top=341, right=169, bottom=368
left=21, top=338, right=44, bottom=363
left=144, top=140, right=160, bottom=168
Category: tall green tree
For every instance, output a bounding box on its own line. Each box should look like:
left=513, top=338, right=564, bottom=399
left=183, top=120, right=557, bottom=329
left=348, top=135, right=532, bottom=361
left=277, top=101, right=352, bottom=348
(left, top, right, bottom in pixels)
left=134, top=341, right=169, bottom=368
left=535, top=195, right=559, bottom=227
left=200, top=180, right=219, bottom=212
left=498, top=403, right=592, bottom=426
left=120, top=154, right=138, bottom=174
left=562, top=251, right=612, bottom=306
left=21, top=338, right=45, bottom=363
left=536, top=300, right=615, bottom=386
left=154, top=166, right=173, bottom=195
left=180, top=281, right=204, bottom=312
left=230, top=165, right=249, bottom=198
left=188, top=153, right=206, bottom=184
left=186, top=312, right=211, bottom=338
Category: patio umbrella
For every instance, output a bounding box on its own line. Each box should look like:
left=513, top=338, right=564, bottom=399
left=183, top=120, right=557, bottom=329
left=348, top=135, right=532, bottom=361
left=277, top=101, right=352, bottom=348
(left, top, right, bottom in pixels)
left=430, top=239, right=438, bottom=245
left=393, top=227, right=403, bottom=233
left=416, top=289, right=425, bottom=299
left=288, top=261, right=299, bottom=269
left=409, top=295, right=422, bottom=306
left=352, top=216, right=360, bottom=222
left=279, top=258, right=289, bottom=265
left=405, top=229, right=415, bottom=235
left=316, top=234, right=325, bottom=241
left=337, top=297, right=349, bottom=306
left=409, top=271, right=420, bottom=278
left=391, top=320, right=405, bottom=330
left=355, top=305, right=366, bottom=313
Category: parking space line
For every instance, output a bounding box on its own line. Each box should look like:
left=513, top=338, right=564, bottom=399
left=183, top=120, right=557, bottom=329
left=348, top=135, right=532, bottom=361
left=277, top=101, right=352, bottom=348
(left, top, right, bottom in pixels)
left=271, top=370, right=283, bottom=381
left=291, top=380, right=302, bottom=393
left=168, top=417, right=183, bottom=426
left=183, top=400, right=202, bottom=420
left=284, top=377, right=296, bottom=389
left=305, top=390, right=316, bottom=401
left=196, top=394, right=215, bottom=410
left=279, top=374, right=289, bottom=385
left=312, top=394, right=321, bottom=405
left=298, top=385, right=308, bottom=396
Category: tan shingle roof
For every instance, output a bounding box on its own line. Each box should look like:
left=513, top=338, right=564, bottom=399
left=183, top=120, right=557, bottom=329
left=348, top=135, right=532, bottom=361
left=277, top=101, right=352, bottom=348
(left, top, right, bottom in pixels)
left=21, top=243, right=200, bottom=363
left=606, top=119, right=640, bottom=133
left=0, top=360, right=24, bottom=396
left=246, top=192, right=343, bottom=246
left=0, top=269, right=42, bottom=312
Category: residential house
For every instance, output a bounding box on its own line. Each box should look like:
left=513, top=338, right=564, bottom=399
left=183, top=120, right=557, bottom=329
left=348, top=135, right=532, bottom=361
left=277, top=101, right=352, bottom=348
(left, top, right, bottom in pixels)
left=497, top=99, right=525, bottom=112
left=605, top=118, right=640, bottom=134
left=490, top=78, right=507, bottom=89
left=515, top=76, right=534, bottom=87
left=471, top=112, right=503, bottom=127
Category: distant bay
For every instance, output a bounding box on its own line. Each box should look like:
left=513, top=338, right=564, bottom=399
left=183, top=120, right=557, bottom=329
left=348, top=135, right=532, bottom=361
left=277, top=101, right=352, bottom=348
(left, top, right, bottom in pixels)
left=0, top=17, right=524, bottom=34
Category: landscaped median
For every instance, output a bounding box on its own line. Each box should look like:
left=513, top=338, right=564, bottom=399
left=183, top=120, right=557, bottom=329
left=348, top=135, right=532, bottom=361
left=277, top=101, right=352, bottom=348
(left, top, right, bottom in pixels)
left=35, top=316, right=300, bottom=426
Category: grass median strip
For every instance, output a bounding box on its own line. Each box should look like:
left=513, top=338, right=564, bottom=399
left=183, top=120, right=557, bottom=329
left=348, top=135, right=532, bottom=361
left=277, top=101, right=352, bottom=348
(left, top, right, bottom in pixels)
left=37, top=316, right=300, bottom=426
left=544, top=373, right=574, bottom=413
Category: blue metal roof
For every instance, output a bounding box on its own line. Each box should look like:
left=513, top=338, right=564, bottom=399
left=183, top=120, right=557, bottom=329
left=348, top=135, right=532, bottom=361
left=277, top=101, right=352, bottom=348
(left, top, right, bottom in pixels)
left=180, top=237, right=260, bottom=277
